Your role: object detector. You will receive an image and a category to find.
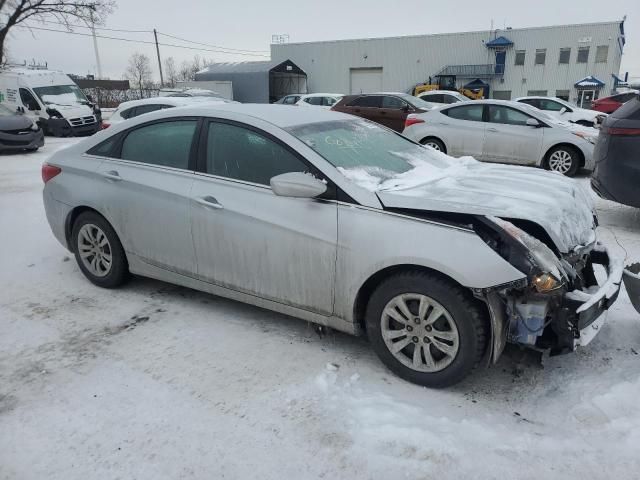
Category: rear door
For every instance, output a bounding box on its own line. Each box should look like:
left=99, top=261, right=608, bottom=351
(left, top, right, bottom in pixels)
left=440, top=104, right=487, bottom=157
left=341, top=95, right=384, bottom=124
left=94, top=118, right=199, bottom=275
left=190, top=119, right=338, bottom=314
left=483, top=105, right=543, bottom=165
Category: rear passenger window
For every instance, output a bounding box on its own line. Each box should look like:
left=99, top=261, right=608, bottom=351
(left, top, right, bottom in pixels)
left=87, top=136, right=118, bottom=157
left=349, top=96, right=382, bottom=108
left=283, top=96, right=298, bottom=105
left=121, top=120, right=197, bottom=169
left=206, top=122, right=308, bottom=185
left=444, top=104, right=484, bottom=121
left=518, top=99, right=539, bottom=109
left=424, top=94, right=443, bottom=103
left=306, top=96, right=324, bottom=106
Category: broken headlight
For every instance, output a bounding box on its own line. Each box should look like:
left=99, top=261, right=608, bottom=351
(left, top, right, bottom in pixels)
left=475, top=216, right=566, bottom=292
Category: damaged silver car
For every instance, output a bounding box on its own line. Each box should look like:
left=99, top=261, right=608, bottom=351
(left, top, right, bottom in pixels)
left=42, top=104, right=640, bottom=387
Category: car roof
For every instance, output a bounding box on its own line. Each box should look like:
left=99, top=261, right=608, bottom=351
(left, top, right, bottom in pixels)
left=115, top=96, right=228, bottom=111
left=515, top=96, right=567, bottom=102
left=300, top=93, right=343, bottom=97
left=419, top=90, right=463, bottom=95
left=137, top=103, right=356, bottom=128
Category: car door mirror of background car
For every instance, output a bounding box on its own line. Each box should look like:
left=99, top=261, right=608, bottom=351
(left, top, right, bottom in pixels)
left=270, top=172, right=327, bottom=198
left=526, top=118, right=542, bottom=127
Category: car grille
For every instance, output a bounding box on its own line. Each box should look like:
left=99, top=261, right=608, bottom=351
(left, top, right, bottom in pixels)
left=1, top=128, right=34, bottom=135
left=68, top=115, right=97, bottom=127
left=1, top=138, right=31, bottom=146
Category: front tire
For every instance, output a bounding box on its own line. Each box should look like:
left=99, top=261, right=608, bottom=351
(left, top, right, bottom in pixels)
left=366, top=271, right=487, bottom=388
left=545, top=145, right=580, bottom=176
left=72, top=211, right=129, bottom=288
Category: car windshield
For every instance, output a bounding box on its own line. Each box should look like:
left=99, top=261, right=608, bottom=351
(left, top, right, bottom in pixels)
left=33, top=84, right=87, bottom=105
left=0, top=103, right=16, bottom=116
left=286, top=119, right=470, bottom=191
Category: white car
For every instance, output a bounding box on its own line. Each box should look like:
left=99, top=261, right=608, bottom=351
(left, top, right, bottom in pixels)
left=515, top=96, right=606, bottom=128
left=402, top=99, right=595, bottom=176
left=295, top=93, right=344, bottom=109
left=416, top=90, right=469, bottom=108
left=105, top=96, right=233, bottom=127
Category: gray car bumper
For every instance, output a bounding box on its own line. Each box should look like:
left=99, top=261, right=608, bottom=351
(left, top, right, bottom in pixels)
left=0, top=129, right=44, bottom=151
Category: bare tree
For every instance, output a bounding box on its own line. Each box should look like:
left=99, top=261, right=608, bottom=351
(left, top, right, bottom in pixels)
left=164, top=56, right=178, bottom=88
left=125, top=52, right=152, bottom=98
left=0, top=0, right=115, bottom=64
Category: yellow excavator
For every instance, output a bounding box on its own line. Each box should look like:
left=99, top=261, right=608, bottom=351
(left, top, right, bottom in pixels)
left=411, top=75, right=485, bottom=100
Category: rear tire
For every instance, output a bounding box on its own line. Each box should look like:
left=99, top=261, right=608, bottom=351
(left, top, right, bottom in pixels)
left=366, top=271, right=487, bottom=388
left=71, top=211, right=129, bottom=288
left=420, top=137, right=446, bottom=153
left=545, top=145, right=580, bottom=176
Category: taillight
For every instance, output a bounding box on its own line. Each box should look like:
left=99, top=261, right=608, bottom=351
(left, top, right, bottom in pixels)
left=405, top=117, right=425, bottom=128
left=42, top=163, right=61, bottom=183
left=101, top=122, right=111, bottom=129
left=602, top=126, right=640, bottom=136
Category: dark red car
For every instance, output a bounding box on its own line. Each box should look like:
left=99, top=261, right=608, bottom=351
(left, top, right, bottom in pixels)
left=331, top=93, right=432, bottom=132
left=592, top=91, right=638, bottom=114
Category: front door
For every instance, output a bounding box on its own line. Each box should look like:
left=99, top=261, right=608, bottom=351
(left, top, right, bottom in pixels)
left=94, top=119, right=198, bottom=275
left=483, top=105, right=543, bottom=165
left=190, top=120, right=337, bottom=315
left=379, top=95, right=410, bottom=132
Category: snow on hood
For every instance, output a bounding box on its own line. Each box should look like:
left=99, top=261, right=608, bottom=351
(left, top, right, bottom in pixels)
left=341, top=151, right=595, bottom=253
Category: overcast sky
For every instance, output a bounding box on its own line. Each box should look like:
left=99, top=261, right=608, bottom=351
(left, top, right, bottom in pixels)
left=6, top=0, right=639, bottom=81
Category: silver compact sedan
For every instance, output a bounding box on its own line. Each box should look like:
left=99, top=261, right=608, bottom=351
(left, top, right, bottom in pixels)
left=42, top=104, right=637, bottom=387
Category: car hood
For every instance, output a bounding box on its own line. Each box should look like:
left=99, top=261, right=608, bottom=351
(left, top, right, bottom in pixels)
left=0, top=115, right=34, bottom=131
left=46, top=103, right=94, bottom=118
left=376, top=162, right=596, bottom=253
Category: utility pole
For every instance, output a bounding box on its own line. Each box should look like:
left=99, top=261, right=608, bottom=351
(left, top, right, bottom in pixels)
left=153, top=29, right=164, bottom=87
left=89, top=11, right=103, bottom=78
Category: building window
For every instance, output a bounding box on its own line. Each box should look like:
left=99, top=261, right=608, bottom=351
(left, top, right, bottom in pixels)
left=514, top=50, right=526, bottom=66
left=492, top=90, right=512, bottom=100
left=558, top=48, right=571, bottom=64
left=555, top=90, right=570, bottom=101
left=534, top=49, right=546, bottom=65
left=527, top=90, right=548, bottom=96
left=577, top=47, right=590, bottom=63
left=595, top=45, right=609, bottom=63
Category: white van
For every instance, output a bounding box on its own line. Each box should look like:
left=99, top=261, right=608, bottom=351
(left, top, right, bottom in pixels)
left=0, top=68, right=101, bottom=136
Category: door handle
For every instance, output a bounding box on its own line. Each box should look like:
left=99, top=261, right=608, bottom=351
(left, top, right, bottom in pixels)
left=195, top=195, right=224, bottom=210
left=487, top=128, right=499, bottom=132
left=101, top=170, right=122, bottom=181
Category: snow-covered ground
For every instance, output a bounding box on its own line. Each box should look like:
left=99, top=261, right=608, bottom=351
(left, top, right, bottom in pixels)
left=1, top=138, right=640, bottom=479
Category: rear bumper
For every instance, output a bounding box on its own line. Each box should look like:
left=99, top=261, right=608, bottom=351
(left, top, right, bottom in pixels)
left=43, top=188, right=73, bottom=251
left=0, top=129, right=44, bottom=151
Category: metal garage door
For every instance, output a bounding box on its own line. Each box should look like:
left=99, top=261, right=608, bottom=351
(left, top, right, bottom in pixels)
left=350, top=68, right=383, bottom=94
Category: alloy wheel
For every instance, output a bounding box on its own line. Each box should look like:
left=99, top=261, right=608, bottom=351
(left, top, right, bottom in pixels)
left=548, top=150, right=574, bottom=174
left=381, top=293, right=460, bottom=373
left=77, top=223, right=113, bottom=277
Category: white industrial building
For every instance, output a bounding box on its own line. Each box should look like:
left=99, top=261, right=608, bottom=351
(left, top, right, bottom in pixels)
left=270, top=19, right=627, bottom=108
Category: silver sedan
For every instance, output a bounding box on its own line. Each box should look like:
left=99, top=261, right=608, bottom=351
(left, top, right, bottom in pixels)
left=42, top=104, right=632, bottom=387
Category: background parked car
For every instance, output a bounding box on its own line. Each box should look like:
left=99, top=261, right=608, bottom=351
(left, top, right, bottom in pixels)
left=105, top=96, right=234, bottom=127
left=403, top=99, right=595, bottom=176
left=591, top=96, right=640, bottom=208
left=591, top=91, right=639, bottom=114
left=295, top=93, right=344, bottom=109
left=0, top=103, right=44, bottom=152
left=416, top=90, right=469, bottom=108
left=331, top=93, right=432, bottom=132
left=515, top=96, right=606, bottom=128
left=274, top=94, right=303, bottom=105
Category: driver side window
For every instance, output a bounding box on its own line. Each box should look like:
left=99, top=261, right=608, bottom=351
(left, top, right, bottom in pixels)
left=538, top=99, right=564, bottom=111
left=205, top=122, right=308, bottom=186
left=488, top=105, right=532, bottom=126
left=19, top=88, right=40, bottom=110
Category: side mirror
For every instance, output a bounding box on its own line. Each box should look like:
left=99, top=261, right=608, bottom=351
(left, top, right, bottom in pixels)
left=526, top=118, right=541, bottom=127
left=270, top=172, right=327, bottom=198
left=16, top=106, right=24, bottom=114
left=86, top=94, right=94, bottom=102
left=402, top=105, right=412, bottom=112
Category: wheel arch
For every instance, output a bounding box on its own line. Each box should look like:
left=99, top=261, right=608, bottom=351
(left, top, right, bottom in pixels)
left=419, top=135, right=447, bottom=153
left=65, top=206, right=123, bottom=253
left=352, top=264, right=489, bottom=335
left=543, top=142, right=585, bottom=168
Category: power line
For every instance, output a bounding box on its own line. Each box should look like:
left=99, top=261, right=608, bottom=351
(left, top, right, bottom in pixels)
left=24, top=18, right=152, bottom=34
left=156, top=31, right=269, bottom=54
left=13, top=24, right=270, bottom=57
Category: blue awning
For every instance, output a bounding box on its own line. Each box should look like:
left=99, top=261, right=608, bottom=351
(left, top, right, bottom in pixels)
left=486, top=36, right=513, bottom=48
left=574, top=76, right=605, bottom=88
